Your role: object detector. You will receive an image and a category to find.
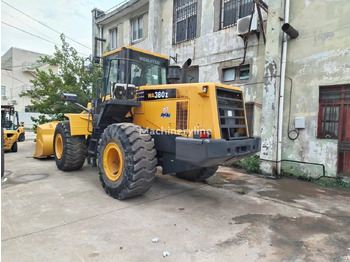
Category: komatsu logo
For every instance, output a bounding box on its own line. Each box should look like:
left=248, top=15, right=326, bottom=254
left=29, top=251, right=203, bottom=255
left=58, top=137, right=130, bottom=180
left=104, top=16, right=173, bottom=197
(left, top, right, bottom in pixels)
left=139, top=56, right=161, bottom=65
left=160, top=107, right=171, bottom=118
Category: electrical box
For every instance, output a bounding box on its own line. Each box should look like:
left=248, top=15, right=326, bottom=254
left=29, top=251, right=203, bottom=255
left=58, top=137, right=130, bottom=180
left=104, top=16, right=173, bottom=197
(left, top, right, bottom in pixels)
left=295, top=117, right=305, bottom=129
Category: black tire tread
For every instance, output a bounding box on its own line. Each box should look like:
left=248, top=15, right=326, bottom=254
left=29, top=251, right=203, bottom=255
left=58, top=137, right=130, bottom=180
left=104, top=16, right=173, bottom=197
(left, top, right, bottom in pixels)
left=176, top=166, right=219, bottom=182
left=98, top=123, right=157, bottom=200
left=54, top=121, right=87, bottom=171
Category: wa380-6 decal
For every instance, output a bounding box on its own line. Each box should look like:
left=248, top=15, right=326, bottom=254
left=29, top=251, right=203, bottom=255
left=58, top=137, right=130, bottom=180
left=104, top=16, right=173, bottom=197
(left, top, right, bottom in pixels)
left=140, top=89, right=177, bottom=101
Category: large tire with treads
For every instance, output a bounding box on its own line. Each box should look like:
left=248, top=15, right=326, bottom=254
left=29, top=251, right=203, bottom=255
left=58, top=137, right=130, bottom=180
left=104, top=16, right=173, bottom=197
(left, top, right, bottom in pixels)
left=98, top=123, right=157, bottom=200
left=176, top=166, right=219, bottom=182
left=54, top=121, right=87, bottom=171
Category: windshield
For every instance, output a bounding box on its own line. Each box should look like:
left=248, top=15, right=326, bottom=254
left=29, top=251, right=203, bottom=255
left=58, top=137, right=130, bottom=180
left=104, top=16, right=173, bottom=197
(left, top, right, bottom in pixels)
left=107, top=59, right=167, bottom=90
left=130, top=62, right=167, bottom=86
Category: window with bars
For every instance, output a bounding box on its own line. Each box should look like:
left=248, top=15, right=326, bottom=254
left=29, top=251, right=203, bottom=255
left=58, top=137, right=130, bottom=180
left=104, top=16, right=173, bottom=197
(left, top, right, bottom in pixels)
left=110, top=28, right=117, bottom=50
left=174, top=0, right=198, bottom=44
left=317, top=86, right=350, bottom=139
left=131, top=16, right=143, bottom=42
left=221, top=0, right=254, bottom=29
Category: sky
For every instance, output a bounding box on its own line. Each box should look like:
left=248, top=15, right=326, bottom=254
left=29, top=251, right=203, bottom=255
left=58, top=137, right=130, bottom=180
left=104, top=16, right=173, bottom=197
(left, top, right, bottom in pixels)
left=1, top=0, right=125, bottom=57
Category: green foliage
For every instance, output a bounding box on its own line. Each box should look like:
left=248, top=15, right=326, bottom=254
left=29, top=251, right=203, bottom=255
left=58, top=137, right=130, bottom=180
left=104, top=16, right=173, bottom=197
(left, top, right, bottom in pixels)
left=21, top=34, right=102, bottom=130
left=316, top=177, right=350, bottom=188
left=284, top=172, right=350, bottom=189
left=228, top=154, right=261, bottom=174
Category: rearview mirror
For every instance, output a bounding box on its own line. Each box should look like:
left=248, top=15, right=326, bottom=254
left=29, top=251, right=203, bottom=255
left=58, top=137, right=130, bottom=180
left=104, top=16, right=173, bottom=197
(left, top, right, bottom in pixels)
left=62, top=93, right=78, bottom=102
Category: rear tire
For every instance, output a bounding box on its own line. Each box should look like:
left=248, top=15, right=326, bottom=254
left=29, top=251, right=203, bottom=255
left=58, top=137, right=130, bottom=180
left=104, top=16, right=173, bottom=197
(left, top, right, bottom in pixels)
left=176, top=166, right=218, bottom=182
left=54, top=121, right=87, bottom=171
left=18, top=133, right=25, bottom=142
left=98, top=123, right=157, bottom=200
left=11, top=142, right=18, bottom=152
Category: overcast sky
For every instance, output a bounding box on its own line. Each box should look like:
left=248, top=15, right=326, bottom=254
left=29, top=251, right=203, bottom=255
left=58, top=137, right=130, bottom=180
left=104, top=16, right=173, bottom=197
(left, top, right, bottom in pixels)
left=1, top=0, right=124, bottom=57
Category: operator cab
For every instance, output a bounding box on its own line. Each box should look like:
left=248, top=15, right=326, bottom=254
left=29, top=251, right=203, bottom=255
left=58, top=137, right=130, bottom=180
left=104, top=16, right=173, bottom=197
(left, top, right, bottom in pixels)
left=100, top=46, right=169, bottom=101
left=1, top=105, right=20, bottom=130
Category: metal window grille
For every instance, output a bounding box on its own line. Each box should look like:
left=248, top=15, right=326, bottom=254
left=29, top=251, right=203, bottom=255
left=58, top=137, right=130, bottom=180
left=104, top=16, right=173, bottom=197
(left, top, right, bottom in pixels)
left=220, top=0, right=254, bottom=29
left=318, top=87, right=349, bottom=139
left=239, top=0, right=255, bottom=17
left=174, top=0, right=197, bottom=43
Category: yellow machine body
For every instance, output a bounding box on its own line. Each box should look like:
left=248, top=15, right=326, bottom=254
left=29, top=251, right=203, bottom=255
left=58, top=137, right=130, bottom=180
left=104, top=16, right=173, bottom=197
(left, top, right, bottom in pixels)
left=132, top=83, right=247, bottom=139
left=3, top=130, right=19, bottom=151
left=33, top=121, right=59, bottom=157
left=34, top=112, right=92, bottom=157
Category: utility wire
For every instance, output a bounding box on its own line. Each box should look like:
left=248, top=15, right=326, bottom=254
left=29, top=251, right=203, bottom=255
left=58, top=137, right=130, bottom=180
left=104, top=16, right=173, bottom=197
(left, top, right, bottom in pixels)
left=2, top=21, right=89, bottom=57
left=2, top=0, right=92, bottom=51
left=2, top=21, right=59, bottom=45
left=2, top=9, right=57, bottom=43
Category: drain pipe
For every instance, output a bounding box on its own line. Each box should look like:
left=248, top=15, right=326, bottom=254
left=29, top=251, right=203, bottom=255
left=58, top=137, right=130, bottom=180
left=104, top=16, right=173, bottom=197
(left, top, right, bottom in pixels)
left=99, top=25, right=103, bottom=56
left=277, top=0, right=290, bottom=175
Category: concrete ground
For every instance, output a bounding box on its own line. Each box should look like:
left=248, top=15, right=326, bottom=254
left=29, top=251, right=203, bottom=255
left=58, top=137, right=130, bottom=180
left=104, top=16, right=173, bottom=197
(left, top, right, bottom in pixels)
left=2, top=132, right=350, bottom=262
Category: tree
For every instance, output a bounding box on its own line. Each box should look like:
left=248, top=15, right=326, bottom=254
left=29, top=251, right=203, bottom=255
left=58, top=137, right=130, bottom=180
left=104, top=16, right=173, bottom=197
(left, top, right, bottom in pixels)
left=21, top=34, right=101, bottom=129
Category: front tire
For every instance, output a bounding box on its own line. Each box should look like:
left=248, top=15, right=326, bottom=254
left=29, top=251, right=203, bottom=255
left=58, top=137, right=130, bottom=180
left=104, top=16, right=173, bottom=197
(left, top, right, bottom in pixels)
left=54, top=121, right=87, bottom=171
left=98, top=123, right=157, bottom=200
left=176, top=166, right=218, bottom=182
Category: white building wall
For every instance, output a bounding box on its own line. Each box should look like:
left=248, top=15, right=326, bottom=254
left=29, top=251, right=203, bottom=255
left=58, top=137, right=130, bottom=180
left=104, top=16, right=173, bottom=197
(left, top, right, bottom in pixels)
left=1, top=48, right=58, bottom=127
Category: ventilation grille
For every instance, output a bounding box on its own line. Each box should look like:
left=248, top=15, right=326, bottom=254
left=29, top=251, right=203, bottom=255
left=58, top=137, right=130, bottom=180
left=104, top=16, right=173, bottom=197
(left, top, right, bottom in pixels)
left=216, top=87, right=247, bottom=140
left=176, top=101, right=188, bottom=130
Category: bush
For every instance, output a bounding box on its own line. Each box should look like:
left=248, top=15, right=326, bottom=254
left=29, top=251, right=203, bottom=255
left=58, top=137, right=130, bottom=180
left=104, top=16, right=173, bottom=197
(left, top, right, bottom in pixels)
left=229, top=154, right=261, bottom=174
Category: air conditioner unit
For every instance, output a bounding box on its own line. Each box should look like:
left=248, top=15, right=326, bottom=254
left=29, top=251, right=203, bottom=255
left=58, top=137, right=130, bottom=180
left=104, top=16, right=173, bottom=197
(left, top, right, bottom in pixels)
left=237, top=13, right=258, bottom=35
left=12, top=100, right=17, bottom=105
left=2, top=96, right=7, bottom=100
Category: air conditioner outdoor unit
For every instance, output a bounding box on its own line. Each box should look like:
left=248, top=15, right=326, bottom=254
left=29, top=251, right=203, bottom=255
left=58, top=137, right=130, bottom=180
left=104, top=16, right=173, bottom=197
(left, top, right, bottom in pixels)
left=2, top=96, right=7, bottom=100
left=12, top=100, right=17, bottom=105
left=237, top=13, right=258, bottom=35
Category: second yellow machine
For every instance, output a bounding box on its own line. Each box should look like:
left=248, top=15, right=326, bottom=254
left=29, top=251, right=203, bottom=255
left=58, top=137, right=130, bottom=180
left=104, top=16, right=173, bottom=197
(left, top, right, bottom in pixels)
left=34, top=46, right=261, bottom=199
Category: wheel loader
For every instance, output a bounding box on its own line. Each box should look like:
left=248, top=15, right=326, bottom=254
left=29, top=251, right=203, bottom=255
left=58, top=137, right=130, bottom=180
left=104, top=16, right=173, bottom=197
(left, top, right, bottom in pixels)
left=1, top=105, right=25, bottom=152
left=34, top=46, right=261, bottom=199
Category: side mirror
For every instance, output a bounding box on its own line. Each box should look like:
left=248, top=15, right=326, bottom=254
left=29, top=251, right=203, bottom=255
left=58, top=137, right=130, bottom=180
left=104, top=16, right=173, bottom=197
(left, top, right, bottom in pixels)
left=62, top=93, right=78, bottom=102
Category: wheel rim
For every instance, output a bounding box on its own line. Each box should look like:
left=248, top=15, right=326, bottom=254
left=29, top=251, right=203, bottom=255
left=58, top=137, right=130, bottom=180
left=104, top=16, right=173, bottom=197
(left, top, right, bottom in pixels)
left=55, top=134, right=63, bottom=159
left=103, top=142, right=124, bottom=181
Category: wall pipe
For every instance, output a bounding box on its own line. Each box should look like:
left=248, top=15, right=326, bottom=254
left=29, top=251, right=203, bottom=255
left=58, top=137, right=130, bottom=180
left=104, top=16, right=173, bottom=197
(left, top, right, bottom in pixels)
left=99, top=25, right=103, bottom=56
left=277, top=0, right=290, bottom=175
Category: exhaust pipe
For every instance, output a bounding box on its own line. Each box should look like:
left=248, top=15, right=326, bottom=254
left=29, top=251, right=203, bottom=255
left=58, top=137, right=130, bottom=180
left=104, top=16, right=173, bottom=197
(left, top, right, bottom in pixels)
left=180, top=58, right=192, bottom=83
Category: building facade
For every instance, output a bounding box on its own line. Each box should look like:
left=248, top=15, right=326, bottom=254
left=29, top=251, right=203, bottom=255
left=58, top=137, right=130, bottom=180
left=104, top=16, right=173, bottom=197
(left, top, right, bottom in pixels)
left=91, top=0, right=350, bottom=177
left=1, top=47, right=58, bottom=128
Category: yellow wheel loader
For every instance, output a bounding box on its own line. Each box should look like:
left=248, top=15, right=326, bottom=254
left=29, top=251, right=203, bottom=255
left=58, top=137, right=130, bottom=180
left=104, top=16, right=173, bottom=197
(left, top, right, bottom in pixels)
left=1, top=105, right=25, bottom=152
left=34, top=46, right=261, bottom=199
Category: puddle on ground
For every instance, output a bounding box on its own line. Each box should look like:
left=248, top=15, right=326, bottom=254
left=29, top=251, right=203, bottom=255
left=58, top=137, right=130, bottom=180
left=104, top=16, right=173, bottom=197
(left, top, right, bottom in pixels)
left=231, top=213, right=350, bottom=261
left=207, top=172, right=253, bottom=194
left=3, top=173, right=49, bottom=185
left=257, top=177, right=350, bottom=202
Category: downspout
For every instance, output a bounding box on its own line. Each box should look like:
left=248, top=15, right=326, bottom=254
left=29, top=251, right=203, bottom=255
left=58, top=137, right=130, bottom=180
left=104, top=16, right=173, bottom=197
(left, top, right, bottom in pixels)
left=99, top=25, right=103, bottom=56
left=277, top=0, right=290, bottom=175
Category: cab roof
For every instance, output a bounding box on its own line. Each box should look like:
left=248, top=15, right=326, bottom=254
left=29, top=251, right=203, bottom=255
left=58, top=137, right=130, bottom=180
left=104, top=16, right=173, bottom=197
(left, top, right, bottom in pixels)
left=102, top=45, right=169, bottom=60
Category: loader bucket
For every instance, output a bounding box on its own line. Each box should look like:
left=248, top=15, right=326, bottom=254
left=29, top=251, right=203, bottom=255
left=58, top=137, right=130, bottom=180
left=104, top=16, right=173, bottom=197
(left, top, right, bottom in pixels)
left=33, top=121, right=59, bottom=158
